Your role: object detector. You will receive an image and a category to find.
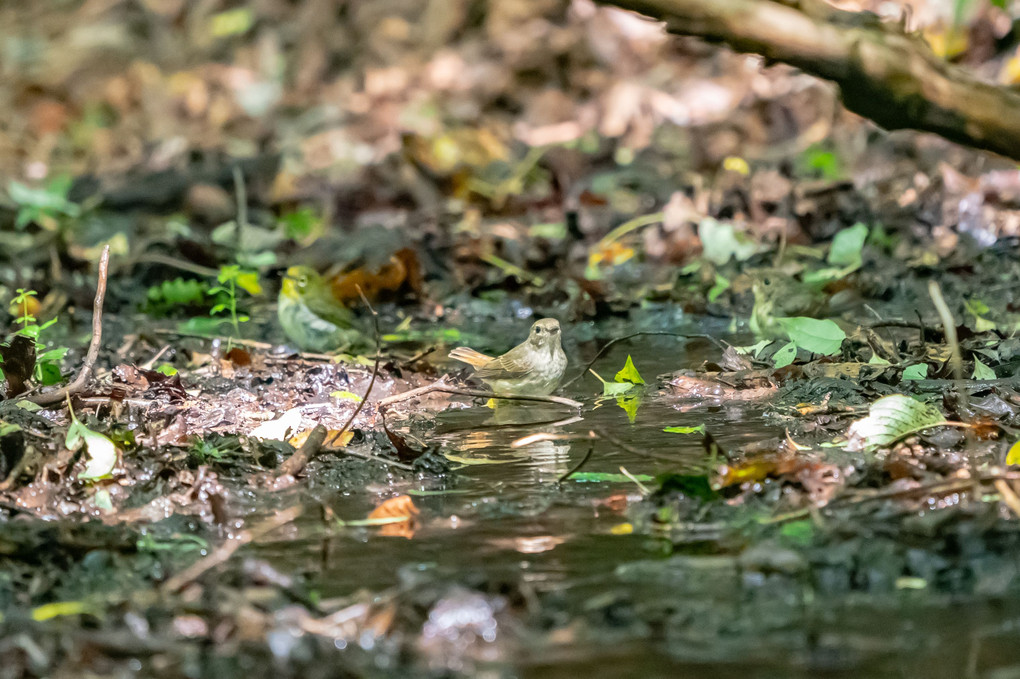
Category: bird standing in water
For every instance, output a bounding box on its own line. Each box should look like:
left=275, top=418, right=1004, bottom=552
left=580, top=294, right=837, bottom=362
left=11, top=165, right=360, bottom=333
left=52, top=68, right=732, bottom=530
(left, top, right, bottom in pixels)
left=449, top=318, right=567, bottom=396
left=277, top=266, right=361, bottom=352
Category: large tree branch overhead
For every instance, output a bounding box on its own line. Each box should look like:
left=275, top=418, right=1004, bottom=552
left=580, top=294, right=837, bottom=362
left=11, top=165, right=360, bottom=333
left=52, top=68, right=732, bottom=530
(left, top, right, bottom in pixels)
left=602, top=0, right=1020, bottom=160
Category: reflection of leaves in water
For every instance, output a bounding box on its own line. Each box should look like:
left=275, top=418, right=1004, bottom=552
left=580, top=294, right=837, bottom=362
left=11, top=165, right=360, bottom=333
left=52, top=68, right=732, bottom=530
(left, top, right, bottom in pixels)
left=654, top=473, right=718, bottom=501
left=444, top=453, right=518, bottom=465
left=616, top=394, right=642, bottom=423
left=663, top=425, right=706, bottom=435
left=569, top=472, right=654, bottom=483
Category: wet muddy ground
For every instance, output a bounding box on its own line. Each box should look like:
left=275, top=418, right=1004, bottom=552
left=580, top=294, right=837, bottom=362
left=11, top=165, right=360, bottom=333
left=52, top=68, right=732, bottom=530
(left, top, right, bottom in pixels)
left=4, top=294, right=1020, bottom=678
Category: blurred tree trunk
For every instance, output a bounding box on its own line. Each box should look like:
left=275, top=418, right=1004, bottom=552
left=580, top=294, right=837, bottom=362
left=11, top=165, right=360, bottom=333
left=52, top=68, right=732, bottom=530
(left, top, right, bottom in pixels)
left=601, top=0, right=1020, bottom=160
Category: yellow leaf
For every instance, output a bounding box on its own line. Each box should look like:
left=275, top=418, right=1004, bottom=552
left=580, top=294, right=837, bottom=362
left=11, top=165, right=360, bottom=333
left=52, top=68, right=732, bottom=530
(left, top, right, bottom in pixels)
left=924, top=24, right=968, bottom=59
left=1001, top=47, right=1020, bottom=84
left=1007, top=439, right=1020, bottom=466
left=610, top=522, right=634, bottom=535
left=722, top=156, right=750, bottom=175
left=235, top=271, right=262, bottom=295
left=32, top=601, right=91, bottom=621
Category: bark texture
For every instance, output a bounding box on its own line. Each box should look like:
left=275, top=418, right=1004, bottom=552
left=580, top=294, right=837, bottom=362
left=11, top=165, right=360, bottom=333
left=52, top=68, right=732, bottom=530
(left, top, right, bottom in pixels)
left=602, top=0, right=1020, bottom=160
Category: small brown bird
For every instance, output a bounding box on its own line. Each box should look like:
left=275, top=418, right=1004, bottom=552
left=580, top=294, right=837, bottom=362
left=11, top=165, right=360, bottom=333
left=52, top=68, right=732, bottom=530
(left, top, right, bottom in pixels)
left=449, top=318, right=567, bottom=396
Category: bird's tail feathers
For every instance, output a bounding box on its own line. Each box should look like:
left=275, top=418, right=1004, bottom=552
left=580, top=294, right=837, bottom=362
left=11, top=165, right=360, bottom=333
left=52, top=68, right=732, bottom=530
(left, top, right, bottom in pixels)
left=449, top=347, right=493, bottom=368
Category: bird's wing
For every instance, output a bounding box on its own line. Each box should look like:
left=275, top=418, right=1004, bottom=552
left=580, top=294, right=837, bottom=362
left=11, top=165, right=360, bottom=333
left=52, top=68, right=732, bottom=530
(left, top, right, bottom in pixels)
left=472, top=345, right=532, bottom=381
left=449, top=347, right=493, bottom=368
left=304, top=292, right=355, bottom=328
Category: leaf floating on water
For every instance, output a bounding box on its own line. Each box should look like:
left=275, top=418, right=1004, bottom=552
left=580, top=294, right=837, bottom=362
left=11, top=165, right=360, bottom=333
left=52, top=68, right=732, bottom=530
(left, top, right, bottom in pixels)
left=614, top=355, right=645, bottom=385
left=444, top=453, right=516, bottom=465
left=601, top=381, right=634, bottom=397
left=663, top=425, right=706, bottom=435
left=590, top=368, right=635, bottom=397
left=845, top=395, right=946, bottom=452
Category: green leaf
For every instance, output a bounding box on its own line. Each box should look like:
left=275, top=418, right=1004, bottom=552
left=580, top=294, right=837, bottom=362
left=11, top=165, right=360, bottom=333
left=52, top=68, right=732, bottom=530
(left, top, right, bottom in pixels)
left=772, top=341, right=797, bottom=368
left=902, top=364, right=928, bottom=380
left=155, top=364, right=178, bottom=376
left=0, top=422, right=22, bottom=437
left=734, top=340, right=771, bottom=357
left=66, top=404, right=119, bottom=480
left=280, top=208, right=321, bottom=239
left=699, top=217, right=760, bottom=265
left=602, top=381, right=634, bottom=397
left=177, top=316, right=231, bottom=335
left=210, top=7, right=254, bottom=37
left=845, top=394, right=946, bottom=452
left=776, top=317, right=845, bottom=355
left=35, top=362, right=63, bottom=385
left=614, top=355, right=645, bottom=385
left=779, top=519, right=814, bottom=546
left=707, top=273, right=730, bottom=303
left=965, top=298, right=990, bottom=316
left=972, top=357, right=996, bottom=380
left=797, top=144, right=843, bottom=180
left=663, top=425, right=706, bottom=434
left=36, top=347, right=68, bottom=363
left=827, top=223, right=868, bottom=267
left=234, top=271, right=263, bottom=295
left=7, top=178, right=79, bottom=215
left=217, top=265, right=239, bottom=284
left=146, top=278, right=208, bottom=312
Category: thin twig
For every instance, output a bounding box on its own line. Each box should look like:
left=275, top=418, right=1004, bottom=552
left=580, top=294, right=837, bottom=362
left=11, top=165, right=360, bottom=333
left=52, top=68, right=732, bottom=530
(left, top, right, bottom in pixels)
left=276, top=424, right=329, bottom=478
left=558, top=443, right=595, bottom=485
left=439, top=414, right=583, bottom=435
left=591, top=426, right=682, bottom=463
left=129, top=253, right=219, bottom=278
left=399, top=346, right=437, bottom=369
left=378, top=382, right=583, bottom=411
left=928, top=281, right=962, bottom=381
left=325, top=287, right=382, bottom=449
left=162, top=505, right=303, bottom=593
left=26, top=245, right=110, bottom=406
left=560, top=332, right=725, bottom=390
